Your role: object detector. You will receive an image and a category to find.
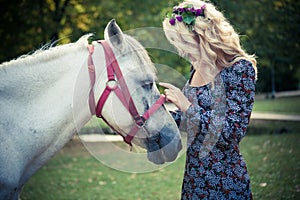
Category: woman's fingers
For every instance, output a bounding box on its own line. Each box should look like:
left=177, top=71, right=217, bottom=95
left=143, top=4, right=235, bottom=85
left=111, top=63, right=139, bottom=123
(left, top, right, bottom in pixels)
left=163, top=88, right=172, bottom=101
left=159, top=82, right=191, bottom=111
left=163, top=89, right=178, bottom=103
left=159, top=82, right=176, bottom=89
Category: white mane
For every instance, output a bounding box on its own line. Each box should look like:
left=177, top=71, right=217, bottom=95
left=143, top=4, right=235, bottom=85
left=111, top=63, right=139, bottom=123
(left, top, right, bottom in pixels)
left=121, top=34, right=157, bottom=76
left=0, top=33, right=156, bottom=78
left=0, top=34, right=91, bottom=68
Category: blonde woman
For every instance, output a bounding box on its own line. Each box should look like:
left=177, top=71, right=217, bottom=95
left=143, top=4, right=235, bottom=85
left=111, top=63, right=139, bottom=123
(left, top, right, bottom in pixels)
left=159, top=0, right=257, bottom=199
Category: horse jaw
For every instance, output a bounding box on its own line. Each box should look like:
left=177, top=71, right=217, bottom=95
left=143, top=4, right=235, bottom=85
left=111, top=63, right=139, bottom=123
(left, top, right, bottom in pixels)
left=146, top=121, right=182, bottom=164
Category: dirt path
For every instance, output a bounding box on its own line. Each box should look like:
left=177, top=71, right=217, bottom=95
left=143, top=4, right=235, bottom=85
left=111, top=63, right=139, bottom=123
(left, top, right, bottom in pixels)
left=251, top=112, right=300, bottom=121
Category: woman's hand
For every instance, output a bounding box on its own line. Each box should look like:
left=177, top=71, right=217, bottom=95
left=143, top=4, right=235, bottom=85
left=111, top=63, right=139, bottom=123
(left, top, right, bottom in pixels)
left=159, top=82, right=191, bottom=112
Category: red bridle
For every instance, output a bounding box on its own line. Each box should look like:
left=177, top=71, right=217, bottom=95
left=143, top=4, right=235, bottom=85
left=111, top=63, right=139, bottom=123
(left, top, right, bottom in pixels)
left=87, top=40, right=166, bottom=146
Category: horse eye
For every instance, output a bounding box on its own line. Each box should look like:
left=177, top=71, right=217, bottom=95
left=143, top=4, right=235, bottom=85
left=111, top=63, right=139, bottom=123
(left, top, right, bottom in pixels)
left=142, top=82, right=153, bottom=90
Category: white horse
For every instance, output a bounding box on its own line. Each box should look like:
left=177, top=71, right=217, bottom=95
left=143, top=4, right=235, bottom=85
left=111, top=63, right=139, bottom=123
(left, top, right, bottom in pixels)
left=0, top=19, right=182, bottom=200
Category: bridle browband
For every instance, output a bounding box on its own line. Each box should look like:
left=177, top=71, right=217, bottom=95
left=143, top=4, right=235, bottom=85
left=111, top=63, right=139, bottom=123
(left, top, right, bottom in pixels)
left=87, top=40, right=166, bottom=146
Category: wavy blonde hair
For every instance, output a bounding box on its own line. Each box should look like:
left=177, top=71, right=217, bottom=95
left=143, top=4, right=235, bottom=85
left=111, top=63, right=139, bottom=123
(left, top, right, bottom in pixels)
left=163, top=0, right=257, bottom=80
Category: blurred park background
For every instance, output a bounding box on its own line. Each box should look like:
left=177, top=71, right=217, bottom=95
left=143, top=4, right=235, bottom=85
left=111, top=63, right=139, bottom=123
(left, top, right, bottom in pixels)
left=0, top=0, right=299, bottom=199
left=1, top=0, right=299, bottom=94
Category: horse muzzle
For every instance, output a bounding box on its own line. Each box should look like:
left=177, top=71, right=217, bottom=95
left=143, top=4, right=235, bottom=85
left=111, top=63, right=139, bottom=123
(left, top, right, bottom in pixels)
left=146, top=125, right=182, bottom=164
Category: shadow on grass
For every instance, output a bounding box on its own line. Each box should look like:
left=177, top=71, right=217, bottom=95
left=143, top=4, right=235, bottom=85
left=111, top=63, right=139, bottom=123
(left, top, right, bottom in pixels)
left=248, top=120, right=300, bottom=135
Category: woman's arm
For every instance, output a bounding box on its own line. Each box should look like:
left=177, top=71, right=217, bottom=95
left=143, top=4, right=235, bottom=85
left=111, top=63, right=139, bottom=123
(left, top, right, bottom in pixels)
left=221, top=60, right=256, bottom=144
left=159, top=83, right=191, bottom=112
left=159, top=82, right=210, bottom=130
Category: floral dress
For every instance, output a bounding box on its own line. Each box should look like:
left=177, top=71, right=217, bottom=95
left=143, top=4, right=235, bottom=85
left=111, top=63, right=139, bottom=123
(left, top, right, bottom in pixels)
left=171, top=60, right=256, bottom=200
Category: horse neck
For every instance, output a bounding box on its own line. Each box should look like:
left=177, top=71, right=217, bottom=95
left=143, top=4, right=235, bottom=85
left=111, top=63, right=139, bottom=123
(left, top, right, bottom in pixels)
left=0, top=41, right=101, bottom=132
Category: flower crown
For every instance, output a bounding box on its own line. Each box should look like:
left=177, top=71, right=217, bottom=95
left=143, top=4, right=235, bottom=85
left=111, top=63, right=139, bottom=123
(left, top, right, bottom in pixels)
left=167, top=4, right=206, bottom=31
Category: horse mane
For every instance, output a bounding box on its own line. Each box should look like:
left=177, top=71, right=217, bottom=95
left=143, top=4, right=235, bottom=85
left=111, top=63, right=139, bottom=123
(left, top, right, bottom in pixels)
left=0, top=33, right=156, bottom=80
left=122, top=34, right=157, bottom=76
left=0, top=34, right=91, bottom=68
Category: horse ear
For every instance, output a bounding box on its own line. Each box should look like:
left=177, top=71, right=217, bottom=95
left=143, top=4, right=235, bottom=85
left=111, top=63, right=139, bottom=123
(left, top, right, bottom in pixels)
left=104, top=19, right=124, bottom=50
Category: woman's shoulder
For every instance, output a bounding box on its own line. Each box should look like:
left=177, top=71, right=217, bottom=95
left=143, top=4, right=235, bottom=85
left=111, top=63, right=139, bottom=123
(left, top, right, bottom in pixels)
left=220, top=59, right=256, bottom=85
left=221, top=59, right=255, bottom=78
left=225, top=59, right=254, bottom=73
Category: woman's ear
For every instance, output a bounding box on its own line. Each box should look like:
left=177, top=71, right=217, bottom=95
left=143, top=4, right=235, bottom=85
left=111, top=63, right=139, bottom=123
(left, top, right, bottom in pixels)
left=104, top=19, right=124, bottom=50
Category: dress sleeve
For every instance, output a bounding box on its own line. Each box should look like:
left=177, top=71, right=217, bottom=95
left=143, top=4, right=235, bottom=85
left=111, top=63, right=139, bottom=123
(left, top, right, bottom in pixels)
left=170, top=110, right=182, bottom=128
left=221, top=60, right=256, bottom=144
left=184, top=98, right=212, bottom=127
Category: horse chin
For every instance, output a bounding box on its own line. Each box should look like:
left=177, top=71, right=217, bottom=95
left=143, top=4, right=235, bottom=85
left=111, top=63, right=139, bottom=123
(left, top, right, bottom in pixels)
left=147, top=146, right=180, bottom=164
left=146, top=137, right=182, bottom=165
left=147, top=150, right=166, bottom=165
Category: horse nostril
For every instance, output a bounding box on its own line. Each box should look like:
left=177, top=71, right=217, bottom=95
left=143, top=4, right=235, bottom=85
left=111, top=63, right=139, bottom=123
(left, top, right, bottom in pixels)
left=142, top=97, right=149, bottom=111
left=155, top=137, right=160, bottom=144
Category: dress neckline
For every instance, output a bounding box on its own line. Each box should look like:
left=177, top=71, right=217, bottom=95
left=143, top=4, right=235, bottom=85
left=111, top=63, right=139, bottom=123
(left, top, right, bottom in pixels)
left=187, top=68, right=212, bottom=89
left=186, top=81, right=212, bottom=89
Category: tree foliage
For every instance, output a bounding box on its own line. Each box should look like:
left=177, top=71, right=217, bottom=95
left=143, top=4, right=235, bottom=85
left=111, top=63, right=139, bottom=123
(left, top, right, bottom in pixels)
left=210, top=0, right=300, bottom=92
left=0, top=0, right=299, bottom=92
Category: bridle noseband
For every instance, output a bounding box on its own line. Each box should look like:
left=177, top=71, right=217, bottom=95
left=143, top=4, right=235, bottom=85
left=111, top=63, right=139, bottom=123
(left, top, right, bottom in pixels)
left=87, top=40, right=166, bottom=146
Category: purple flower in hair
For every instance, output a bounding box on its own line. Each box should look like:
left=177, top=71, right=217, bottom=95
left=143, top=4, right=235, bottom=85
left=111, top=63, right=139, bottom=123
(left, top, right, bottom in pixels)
left=176, top=15, right=183, bottom=22
left=169, top=18, right=176, bottom=25
left=195, top=9, right=203, bottom=16
left=188, top=7, right=195, bottom=13
left=178, top=7, right=184, bottom=13
left=167, top=4, right=206, bottom=31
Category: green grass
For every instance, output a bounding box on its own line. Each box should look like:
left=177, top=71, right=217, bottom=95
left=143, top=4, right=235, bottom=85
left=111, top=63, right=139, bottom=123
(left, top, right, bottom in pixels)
left=21, top=140, right=185, bottom=200
left=253, top=96, right=300, bottom=115
left=21, top=124, right=300, bottom=200
left=241, top=133, right=300, bottom=200
left=20, top=96, right=300, bottom=199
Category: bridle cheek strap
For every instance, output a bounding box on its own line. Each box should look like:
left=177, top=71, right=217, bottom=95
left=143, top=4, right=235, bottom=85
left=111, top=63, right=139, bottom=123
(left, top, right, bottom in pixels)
left=87, top=40, right=166, bottom=146
left=87, top=45, right=96, bottom=115
left=95, top=40, right=140, bottom=119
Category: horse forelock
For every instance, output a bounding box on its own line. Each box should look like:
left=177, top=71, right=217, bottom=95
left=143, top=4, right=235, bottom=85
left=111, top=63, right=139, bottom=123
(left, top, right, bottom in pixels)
left=123, top=34, right=157, bottom=79
left=0, top=34, right=91, bottom=68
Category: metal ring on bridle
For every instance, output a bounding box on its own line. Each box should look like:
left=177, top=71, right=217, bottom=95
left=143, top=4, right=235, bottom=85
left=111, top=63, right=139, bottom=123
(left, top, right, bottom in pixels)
left=134, top=115, right=146, bottom=128
left=106, top=79, right=118, bottom=90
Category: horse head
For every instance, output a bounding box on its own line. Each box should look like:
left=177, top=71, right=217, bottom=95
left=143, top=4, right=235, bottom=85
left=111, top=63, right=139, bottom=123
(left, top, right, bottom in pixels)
left=92, top=19, right=182, bottom=164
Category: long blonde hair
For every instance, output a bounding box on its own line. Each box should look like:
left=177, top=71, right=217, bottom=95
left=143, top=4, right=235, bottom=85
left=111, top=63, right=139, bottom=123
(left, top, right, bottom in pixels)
left=163, top=0, right=257, bottom=80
